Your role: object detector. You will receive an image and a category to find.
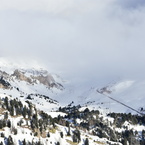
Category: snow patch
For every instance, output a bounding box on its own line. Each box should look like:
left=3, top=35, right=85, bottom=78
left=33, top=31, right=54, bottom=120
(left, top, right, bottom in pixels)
left=111, top=80, right=135, bottom=93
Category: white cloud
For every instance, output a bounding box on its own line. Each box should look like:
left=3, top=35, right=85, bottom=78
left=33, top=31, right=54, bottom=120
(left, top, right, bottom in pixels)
left=0, top=0, right=73, bottom=13
left=0, top=0, right=145, bottom=84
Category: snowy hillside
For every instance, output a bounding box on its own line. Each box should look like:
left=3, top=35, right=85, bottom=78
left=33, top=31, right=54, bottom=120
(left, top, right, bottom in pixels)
left=56, top=78, right=145, bottom=115
left=96, top=80, right=145, bottom=114
left=0, top=58, right=145, bottom=144
left=0, top=94, right=145, bottom=145
left=0, top=58, right=64, bottom=112
left=0, top=58, right=145, bottom=115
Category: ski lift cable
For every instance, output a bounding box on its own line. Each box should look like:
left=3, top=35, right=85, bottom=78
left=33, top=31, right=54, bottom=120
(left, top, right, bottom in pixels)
left=97, top=91, right=143, bottom=115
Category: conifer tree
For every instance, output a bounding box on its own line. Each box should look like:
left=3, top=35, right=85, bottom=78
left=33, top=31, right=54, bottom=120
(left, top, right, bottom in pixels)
left=72, top=134, right=77, bottom=143
left=4, top=112, right=8, bottom=120
left=60, top=132, right=63, bottom=138
left=47, top=132, right=50, bottom=137
left=67, top=126, right=71, bottom=136
left=7, top=135, right=14, bottom=145
left=4, top=97, right=9, bottom=110
left=22, top=106, right=27, bottom=118
left=22, top=139, right=26, bottom=145
left=0, top=120, right=3, bottom=129
left=84, top=138, right=89, bottom=145
left=56, top=142, right=60, bottom=145
left=7, top=120, right=11, bottom=128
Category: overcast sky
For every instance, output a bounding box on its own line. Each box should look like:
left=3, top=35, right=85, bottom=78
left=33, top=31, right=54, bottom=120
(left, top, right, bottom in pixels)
left=0, top=0, right=145, bottom=84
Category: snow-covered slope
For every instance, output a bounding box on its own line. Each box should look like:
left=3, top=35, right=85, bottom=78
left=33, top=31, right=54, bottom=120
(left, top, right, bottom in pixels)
left=0, top=94, right=128, bottom=145
left=56, top=78, right=145, bottom=115
left=0, top=58, right=145, bottom=115
left=95, top=79, right=145, bottom=114
left=0, top=58, right=65, bottom=112
left=1, top=58, right=145, bottom=145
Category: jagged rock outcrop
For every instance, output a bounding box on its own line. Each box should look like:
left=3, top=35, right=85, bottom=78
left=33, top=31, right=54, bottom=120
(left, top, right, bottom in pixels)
left=11, top=69, right=32, bottom=83
left=0, top=69, right=63, bottom=90
left=33, top=75, right=63, bottom=89
left=0, top=70, right=9, bottom=80
left=0, top=77, right=11, bottom=89
left=33, top=75, right=55, bottom=87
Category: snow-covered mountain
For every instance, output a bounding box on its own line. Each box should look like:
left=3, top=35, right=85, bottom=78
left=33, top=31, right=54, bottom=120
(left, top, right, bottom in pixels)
left=0, top=58, right=145, bottom=115
left=0, top=93, right=145, bottom=145
left=0, top=67, right=63, bottom=112
left=1, top=58, right=145, bottom=145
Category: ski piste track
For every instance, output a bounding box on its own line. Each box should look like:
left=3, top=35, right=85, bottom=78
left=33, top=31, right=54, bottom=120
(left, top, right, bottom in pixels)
left=97, top=91, right=143, bottom=115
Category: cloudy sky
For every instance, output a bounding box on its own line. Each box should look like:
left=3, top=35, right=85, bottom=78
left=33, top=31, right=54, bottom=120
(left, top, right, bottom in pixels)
left=0, top=0, right=145, bottom=84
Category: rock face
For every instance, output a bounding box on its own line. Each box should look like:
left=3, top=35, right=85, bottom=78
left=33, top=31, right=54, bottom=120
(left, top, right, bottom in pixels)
left=0, top=77, right=11, bottom=89
left=0, top=70, right=9, bottom=80
left=11, top=69, right=32, bottom=83
left=0, top=68, right=63, bottom=90
left=33, top=75, right=55, bottom=87
left=33, top=75, right=63, bottom=90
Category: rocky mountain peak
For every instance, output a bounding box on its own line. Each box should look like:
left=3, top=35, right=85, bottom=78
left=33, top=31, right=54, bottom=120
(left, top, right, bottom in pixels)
left=11, top=69, right=32, bottom=83
left=0, top=68, right=64, bottom=90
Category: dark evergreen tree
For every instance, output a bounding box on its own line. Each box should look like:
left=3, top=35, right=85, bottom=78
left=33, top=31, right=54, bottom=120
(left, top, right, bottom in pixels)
left=39, top=127, right=43, bottom=134
left=34, top=132, right=38, bottom=136
left=2, top=120, right=6, bottom=128
left=7, top=135, right=14, bottom=145
left=122, top=137, right=127, bottom=145
left=67, top=126, right=71, bottom=136
left=72, top=130, right=81, bottom=143
left=0, top=120, right=3, bottom=129
left=47, top=132, right=50, bottom=137
left=13, top=128, right=17, bottom=135
left=10, top=100, right=14, bottom=107
left=1, top=132, right=4, bottom=138
left=22, top=106, right=27, bottom=118
left=66, top=121, right=69, bottom=127
left=27, top=109, right=32, bottom=119
left=72, top=134, right=77, bottom=143
left=84, top=138, right=89, bottom=145
left=22, top=139, right=26, bottom=145
left=7, top=120, right=11, bottom=128
left=60, top=132, right=63, bottom=138
left=4, top=112, right=8, bottom=120
left=15, top=107, right=21, bottom=116
left=56, top=142, right=60, bottom=145
left=36, top=140, right=42, bottom=145
left=73, top=130, right=81, bottom=142
left=4, top=97, right=9, bottom=110
left=18, top=119, right=23, bottom=126
left=52, top=122, right=56, bottom=128
left=32, top=114, right=38, bottom=128
left=30, top=120, right=36, bottom=130
left=142, top=130, right=145, bottom=140
left=9, top=106, right=14, bottom=116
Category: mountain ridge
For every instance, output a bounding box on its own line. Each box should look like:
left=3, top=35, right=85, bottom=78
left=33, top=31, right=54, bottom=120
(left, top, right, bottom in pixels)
left=0, top=59, right=145, bottom=114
